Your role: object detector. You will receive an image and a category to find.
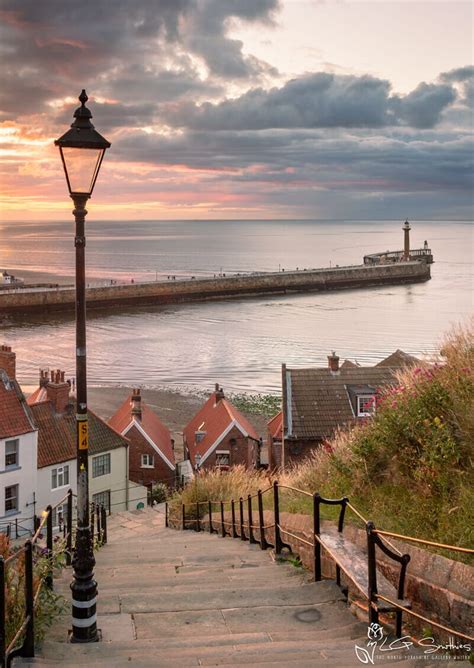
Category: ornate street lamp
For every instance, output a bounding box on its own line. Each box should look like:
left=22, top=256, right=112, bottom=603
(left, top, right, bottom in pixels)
left=55, top=90, right=110, bottom=643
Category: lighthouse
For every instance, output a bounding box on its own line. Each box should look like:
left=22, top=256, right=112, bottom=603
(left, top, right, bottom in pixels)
left=403, top=219, right=411, bottom=260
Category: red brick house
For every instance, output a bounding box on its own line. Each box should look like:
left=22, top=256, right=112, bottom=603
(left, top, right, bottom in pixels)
left=109, top=389, right=176, bottom=489
left=276, top=350, right=419, bottom=469
left=183, top=384, right=259, bottom=470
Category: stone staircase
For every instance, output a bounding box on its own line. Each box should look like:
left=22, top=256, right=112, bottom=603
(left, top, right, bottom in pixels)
left=17, top=507, right=443, bottom=667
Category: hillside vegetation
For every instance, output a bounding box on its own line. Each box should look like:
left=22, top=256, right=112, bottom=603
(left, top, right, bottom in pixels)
left=173, top=324, right=473, bottom=560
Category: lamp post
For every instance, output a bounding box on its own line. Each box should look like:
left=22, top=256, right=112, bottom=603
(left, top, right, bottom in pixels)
left=55, top=90, right=110, bottom=643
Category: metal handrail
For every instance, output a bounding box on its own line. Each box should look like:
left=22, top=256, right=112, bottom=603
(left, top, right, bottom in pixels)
left=4, top=545, right=26, bottom=566
left=373, top=529, right=474, bottom=554
left=375, top=594, right=474, bottom=642
left=278, top=484, right=313, bottom=498
left=278, top=525, right=314, bottom=548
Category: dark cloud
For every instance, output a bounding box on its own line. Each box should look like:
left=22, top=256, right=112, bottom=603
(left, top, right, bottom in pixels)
left=162, top=72, right=458, bottom=131
left=0, top=0, right=278, bottom=121
left=114, top=127, right=474, bottom=194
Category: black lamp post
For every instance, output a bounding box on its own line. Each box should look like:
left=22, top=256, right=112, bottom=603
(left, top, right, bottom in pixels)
left=55, top=90, right=110, bottom=643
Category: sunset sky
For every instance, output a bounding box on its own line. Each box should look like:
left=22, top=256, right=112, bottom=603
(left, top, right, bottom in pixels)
left=0, top=0, right=472, bottom=221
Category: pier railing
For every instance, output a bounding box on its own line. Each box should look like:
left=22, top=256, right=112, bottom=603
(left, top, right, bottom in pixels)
left=364, top=248, right=433, bottom=265
left=173, top=480, right=473, bottom=643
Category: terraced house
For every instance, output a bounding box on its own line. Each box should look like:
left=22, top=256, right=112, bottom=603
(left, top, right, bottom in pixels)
left=0, top=345, right=37, bottom=535
left=184, top=384, right=260, bottom=471
left=270, top=350, right=419, bottom=468
left=27, top=368, right=147, bottom=525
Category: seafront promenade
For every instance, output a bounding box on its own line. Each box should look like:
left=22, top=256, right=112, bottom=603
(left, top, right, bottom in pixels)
left=0, top=260, right=430, bottom=315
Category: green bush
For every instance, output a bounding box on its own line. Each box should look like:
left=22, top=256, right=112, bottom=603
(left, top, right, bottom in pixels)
left=151, top=482, right=168, bottom=504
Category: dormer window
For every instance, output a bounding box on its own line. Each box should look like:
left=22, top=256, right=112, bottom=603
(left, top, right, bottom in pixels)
left=357, top=394, right=375, bottom=417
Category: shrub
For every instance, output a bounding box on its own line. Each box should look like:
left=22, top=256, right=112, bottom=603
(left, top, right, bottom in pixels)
left=151, top=482, right=168, bottom=504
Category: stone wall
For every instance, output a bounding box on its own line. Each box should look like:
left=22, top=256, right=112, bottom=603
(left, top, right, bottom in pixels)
left=174, top=508, right=473, bottom=638
left=0, top=262, right=430, bottom=314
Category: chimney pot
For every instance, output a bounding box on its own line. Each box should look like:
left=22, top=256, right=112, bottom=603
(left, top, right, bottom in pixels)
left=46, top=368, right=70, bottom=413
left=328, top=352, right=340, bottom=374
left=131, top=388, right=142, bottom=419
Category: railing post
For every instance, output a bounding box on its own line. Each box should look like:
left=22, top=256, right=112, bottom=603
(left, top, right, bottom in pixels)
left=15, top=518, right=18, bottom=540
left=313, top=493, right=321, bottom=581
left=101, top=506, right=107, bottom=545
left=66, top=489, right=73, bottom=566
left=23, top=540, right=35, bottom=658
left=257, top=490, right=268, bottom=550
left=90, top=504, right=95, bottom=549
left=239, top=498, right=247, bottom=541
left=182, top=503, right=186, bottom=530
left=220, top=501, right=226, bottom=538
left=0, top=556, right=5, bottom=666
left=247, top=495, right=256, bottom=544
left=366, top=521, right=379, bottom=626
left=96, top=505, right=101, bottom=545
left=195, top=502, right=201, bottom=532
left=208, top=501, right=213, bottom=534
left=165, top=502, right=169, bottom=528
left=46, top=505, right=53, bottom=590
left=231, top=500, right=238, bottom=538
left=273, top=480, right=283, bottom=555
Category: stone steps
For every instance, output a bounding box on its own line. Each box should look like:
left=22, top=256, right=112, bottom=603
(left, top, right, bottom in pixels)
left=14, top=507, right=437, bottom=667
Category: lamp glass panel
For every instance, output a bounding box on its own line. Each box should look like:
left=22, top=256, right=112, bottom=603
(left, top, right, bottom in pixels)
left=61, top=147, right=104, bottom=195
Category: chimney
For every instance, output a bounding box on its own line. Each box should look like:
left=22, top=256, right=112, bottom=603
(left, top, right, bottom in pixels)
left=0, top=345, right=16, bottom=380
left=215, top=383, right=225, bottom=402
left=39, top=369, right=49, bottom=387
left=46, top=369, right=70, bottom=413
left=131, top=388, right=142, bottom=419
left=327, top=352, right=340, bottom=374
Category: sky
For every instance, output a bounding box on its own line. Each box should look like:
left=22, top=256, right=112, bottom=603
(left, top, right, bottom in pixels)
left=0, top=0, right=472, bottom=221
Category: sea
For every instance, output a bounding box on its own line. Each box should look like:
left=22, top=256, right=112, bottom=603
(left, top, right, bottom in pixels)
left=0, top=219, right=472, bottom=394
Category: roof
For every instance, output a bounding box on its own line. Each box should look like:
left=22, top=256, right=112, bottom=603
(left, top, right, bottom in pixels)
left=376, top=349, right=420, bottom=367
left=0, top=371, right=36, bottom=439
left=267, top=411, right=283, bottom=441
left=31, top=400, right=130, bottom=468
left=108, top=394, right=175, bottom=469
left=27, top=386, right=48, bottom=405
left=283, top=366, right=398, bottom=442
left=183, top=392, right=258, bottom=466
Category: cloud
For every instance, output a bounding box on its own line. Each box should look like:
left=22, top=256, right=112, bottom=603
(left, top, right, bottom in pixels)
left=162, top=72, right=458, bottom=131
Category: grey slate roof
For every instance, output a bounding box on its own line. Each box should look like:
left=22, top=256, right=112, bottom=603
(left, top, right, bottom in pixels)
left=282, top=349, right=420, bottom=442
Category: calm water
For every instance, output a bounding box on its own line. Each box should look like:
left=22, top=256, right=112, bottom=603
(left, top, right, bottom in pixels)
left=0, top=219, right=472, bottom=393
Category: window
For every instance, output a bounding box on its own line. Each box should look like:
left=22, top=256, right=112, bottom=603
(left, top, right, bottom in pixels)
left=5, top=484, right=19, bottom=514
left=92, top=453, right=111, bottom=478
left=216, top=452, right=230, bottom=467
left=141, top=454, right=154, bottom=468
left=92, top=490, right=110, bottom=513
left=357, top=395, right=375, bottom=417
left=52, top=503, right=68, bottom=529
left=51, top=465, right=69, bottom=489
left=5, top=439, right=19, bottom=469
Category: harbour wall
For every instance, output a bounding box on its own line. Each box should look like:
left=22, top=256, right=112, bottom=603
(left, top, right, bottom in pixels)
left=0, top=261, right=430, bottom=315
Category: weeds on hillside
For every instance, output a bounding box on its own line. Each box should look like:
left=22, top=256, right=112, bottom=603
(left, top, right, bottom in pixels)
left=1, top=533, right=66, bottom=650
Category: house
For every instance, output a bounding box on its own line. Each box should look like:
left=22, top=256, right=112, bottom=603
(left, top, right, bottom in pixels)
left=28, top=369, right=147, bottom=526
left=277, top=350, right=419, bottom=468
left=0, top=345, right=37, bottom=534
left=267, top=411, right=283, bottom=470
left=183, top=384, right=260, bottom=470
left=108, top=388, right=176, bottom=490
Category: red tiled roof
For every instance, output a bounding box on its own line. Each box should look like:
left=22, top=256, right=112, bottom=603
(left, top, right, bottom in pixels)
left=108, top=394, right=174, bottom=467
left=27, top=386, right=48, bottom=405
left=267, top=411, right=283, bottom=440
left=183, top=392, right=258, bottom=466
left=31, top=400, right=130, bottom=468
left=0, top=372, right=36, bottom=439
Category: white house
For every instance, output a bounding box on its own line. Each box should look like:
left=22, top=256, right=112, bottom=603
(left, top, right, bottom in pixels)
left=0, top=346, right=37, bottom=535
left=28, top=370, right=147, bottom=528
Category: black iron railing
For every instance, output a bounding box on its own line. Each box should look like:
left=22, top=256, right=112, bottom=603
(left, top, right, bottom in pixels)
left=174, top=480, right=473, bottom=643
left=0, top=491, right=108, bottom=668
